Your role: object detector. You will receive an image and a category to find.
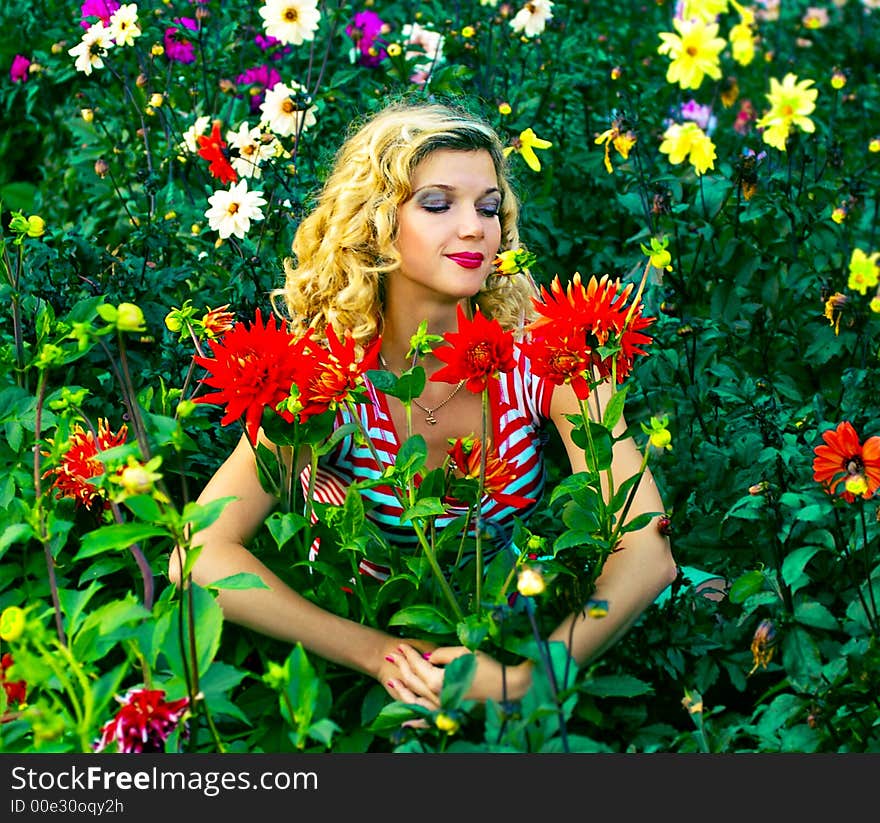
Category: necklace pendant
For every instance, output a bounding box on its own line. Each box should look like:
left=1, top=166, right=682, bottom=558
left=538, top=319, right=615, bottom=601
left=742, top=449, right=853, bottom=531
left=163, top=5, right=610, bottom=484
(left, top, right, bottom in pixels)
left=425, top=412, right=438, bottom=425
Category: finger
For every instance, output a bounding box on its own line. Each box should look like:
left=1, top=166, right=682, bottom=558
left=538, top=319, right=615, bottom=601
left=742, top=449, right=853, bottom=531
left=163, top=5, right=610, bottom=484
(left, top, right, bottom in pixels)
left=396, top=645, right=445, bottom=694
left=423, top=645, right=470, bottom=666
left=386, top=677, right=439, bottom=710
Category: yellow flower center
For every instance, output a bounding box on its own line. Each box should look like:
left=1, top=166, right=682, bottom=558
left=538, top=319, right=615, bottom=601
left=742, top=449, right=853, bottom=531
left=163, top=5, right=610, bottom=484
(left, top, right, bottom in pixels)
left=284, top=7, right=299, bottom=22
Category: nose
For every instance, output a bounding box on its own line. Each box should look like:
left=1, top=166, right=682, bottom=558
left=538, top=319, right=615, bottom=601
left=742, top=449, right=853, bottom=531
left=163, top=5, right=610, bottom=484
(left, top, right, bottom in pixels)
left=457, top=205, right=485, bottom=239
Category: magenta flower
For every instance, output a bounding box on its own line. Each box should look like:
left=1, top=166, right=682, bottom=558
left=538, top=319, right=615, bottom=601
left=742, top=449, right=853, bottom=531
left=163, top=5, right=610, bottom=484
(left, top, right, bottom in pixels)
left=254, top=33, right=291, bottom=60
left=236, top=64, right=282, bottom=113
left=10, top=55, right=30, bottom=83
left=94, top=688, right=190, bottom=753
left=346, top=10, right=388, bottom=67
left=164, top=17, right=198, bottom=64
left=80, top=0, right=119, bottom=28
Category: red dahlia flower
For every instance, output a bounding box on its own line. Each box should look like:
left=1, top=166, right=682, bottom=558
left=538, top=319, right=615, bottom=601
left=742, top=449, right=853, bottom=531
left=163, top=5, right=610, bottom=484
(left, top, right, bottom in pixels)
left=518, top=326, right=596, bottom=400
left=431, top=304, right=516, bottom=393
left=527, top=272, right=654, bottom=382
left=194, top=309, right=310, bottom=445
left=0, top=653, right=27, bottom=710
left=43, top=419, right=129, bottom=509
left=294, top=326, right=380, bottom=423
left=94, top=688, right=189, bottom=753
left=447, top=437, right=535, bottom=509
left=197, top=122, right=237, bottom=184
left=812, top=421, right=880, bottom=502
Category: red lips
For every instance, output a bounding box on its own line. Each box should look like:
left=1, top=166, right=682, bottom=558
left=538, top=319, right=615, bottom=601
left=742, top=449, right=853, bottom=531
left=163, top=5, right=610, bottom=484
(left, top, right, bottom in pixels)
left=446, top=252, right=485, bottom=269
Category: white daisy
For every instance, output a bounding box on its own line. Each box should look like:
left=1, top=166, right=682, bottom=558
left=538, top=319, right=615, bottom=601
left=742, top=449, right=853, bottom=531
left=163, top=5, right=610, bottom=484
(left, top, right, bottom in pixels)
left=509, top=0, right=554, bottom=38
left=205, top=180, right=267, bottom=240
left=109, top=4, right=141, bottom=47
left=259, top=81, right=317, bottom=138
left=68, top=22, right=115, bottom=76
left=226, top=122, right=276, bottom=179
left=180, top=115, right=212, bottom=154
left=258, top=0, right=321, bottom=46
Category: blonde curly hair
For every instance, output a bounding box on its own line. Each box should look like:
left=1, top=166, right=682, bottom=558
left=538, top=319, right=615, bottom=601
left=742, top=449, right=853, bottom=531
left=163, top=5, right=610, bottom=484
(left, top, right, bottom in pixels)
left=272, top=100, right=537, bottom=346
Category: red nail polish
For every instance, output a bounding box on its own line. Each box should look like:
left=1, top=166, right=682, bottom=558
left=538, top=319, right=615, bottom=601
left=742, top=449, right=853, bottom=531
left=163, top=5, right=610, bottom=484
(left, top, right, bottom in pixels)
left=386, top=681, right=395, bottom=688
left=397, top=645, right=405, bottom=654
left=422, top=653, right=432, bottom=660
left=385, top=655, right=395, bottom=663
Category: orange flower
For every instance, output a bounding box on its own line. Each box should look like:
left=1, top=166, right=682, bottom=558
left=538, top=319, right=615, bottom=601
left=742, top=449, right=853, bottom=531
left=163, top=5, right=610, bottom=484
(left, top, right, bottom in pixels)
left=294, top=326, right=380, bottom=423
left=447, top=436, right=535, bottom=509
left=43, top=419, right=129, bottom=509
left=201, top=304, right=236, bottom=339
left=431, top=304, right=516, bottom=393
left=749, top=619, right=777, bottom=675
left=812, top=421, right=880, bottom=502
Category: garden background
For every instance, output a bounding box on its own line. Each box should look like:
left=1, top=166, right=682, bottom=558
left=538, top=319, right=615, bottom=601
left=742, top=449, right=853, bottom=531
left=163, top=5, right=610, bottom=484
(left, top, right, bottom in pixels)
left=1, top=0, right=879, bottom=754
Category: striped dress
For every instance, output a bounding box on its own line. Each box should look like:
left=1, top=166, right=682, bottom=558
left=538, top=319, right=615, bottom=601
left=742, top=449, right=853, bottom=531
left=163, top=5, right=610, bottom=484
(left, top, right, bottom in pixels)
left=300, top=344, right=555, bottom=579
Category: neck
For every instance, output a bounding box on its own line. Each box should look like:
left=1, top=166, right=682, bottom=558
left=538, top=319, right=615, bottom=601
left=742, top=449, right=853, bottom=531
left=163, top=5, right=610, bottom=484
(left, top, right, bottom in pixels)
left=380, top=296, right=470, bottom=373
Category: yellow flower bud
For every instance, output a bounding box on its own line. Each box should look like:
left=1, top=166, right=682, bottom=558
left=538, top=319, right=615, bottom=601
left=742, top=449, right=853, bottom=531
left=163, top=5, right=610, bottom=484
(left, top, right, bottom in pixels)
left=26, top=215, right=45, bottom=238
left=386, top=43, right=402, bottom=57
left=498, top=102, right=511, bottom=116
left=0, top=606, right=26, bottom=642
left=116, top=303, right=146, bottom=333
left=151, top=44, right=164, bottom=56
left=435, top=713, right=460, bottom=734
left=81, top=108, right=94, bottom=122
left=150, top=93, right=164, bottom=107
left=517, top=566, right=546, bottom=597
left=119, top=464, right=154, bottom=496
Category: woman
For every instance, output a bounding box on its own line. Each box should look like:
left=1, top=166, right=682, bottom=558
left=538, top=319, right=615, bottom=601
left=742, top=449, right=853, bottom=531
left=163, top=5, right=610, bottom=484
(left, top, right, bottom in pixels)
left=169, top=100, right=678, bottom=710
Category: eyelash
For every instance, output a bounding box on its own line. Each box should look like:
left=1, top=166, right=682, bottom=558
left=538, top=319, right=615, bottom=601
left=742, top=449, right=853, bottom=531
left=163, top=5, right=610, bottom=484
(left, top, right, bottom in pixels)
left=422, top=204, right=500, bottom=217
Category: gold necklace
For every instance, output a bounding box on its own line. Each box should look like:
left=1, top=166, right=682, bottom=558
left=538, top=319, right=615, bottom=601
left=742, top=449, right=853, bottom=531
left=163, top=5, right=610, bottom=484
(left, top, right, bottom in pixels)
left=378, top=353, right=465, bottom=425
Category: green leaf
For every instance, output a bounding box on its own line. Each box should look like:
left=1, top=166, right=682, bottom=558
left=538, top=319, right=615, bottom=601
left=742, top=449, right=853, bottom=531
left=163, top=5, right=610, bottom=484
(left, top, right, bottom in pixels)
left=266, top=511, right=310, bottom=550
left=208, top=572, right=270, bottom=591
left=400, top=497, right=448, bottom=522
left=580, top=674, right=654, bottom=698
left=727, top=570, right=766, bottom=604
left=182, top=496, right=236, bottom=534
left=123, top=494, right=164, bottom=522
left=794, top=600, right=839, bottom=631
left=162, top=584, right=224, bottom=681
left=388, top=604, right=454, bottom=634
left=75, top=523, right=169, bottom=560
left=601, top=385, right=628, bottom=429
left=439, top=653, right=477, bottom=708
left=781, top=625, right=823, bottom=690
left=781, top=545, right=823, bottom=590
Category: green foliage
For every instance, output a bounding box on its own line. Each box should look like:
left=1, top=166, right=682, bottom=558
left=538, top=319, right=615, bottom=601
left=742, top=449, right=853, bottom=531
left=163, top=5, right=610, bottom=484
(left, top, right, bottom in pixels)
left=1, top=0, right=879, bottom=754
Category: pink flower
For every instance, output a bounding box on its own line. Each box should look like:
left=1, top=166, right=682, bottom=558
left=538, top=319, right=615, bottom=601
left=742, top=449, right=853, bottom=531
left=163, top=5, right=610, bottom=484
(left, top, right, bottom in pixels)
left=94, top=688, right=190, bottom=753
left=80, top=0, right=119, bottom=28
left=254, top=33, right=291, bottom=60
left=164, top=17, right=198, bottom=64
left=236, top=64, right=282, bottom=113
left=346, top=10, right=388, bottom=67
left=9, top=55, right=30, bottom=83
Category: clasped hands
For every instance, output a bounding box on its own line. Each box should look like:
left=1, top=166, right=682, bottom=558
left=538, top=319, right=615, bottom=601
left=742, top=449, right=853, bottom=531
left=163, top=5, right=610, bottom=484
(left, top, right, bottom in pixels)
left=378, top=639, right=533, bottom=712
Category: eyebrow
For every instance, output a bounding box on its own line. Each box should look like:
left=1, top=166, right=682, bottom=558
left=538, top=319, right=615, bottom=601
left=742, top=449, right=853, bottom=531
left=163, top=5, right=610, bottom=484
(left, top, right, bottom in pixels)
left=413, top=184, right=502, bottom=197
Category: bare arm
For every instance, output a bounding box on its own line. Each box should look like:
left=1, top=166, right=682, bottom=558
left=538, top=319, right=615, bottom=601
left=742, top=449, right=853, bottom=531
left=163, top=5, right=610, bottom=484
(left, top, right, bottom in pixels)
left=544, top=377, right=678, bottom=665
left=397, top=376, right=677, bottom=701
left=168, top=433, right=420, bottom=682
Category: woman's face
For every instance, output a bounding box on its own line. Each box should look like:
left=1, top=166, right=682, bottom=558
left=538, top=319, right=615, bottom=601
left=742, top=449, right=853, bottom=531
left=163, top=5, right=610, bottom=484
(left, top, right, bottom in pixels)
left=392, top=148, right=503, bottom=303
